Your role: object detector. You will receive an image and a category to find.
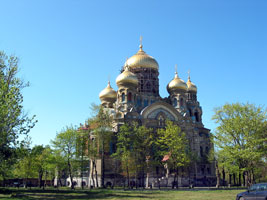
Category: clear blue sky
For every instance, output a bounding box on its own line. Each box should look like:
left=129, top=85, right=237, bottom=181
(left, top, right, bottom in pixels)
left=1, top=0, right=266, bottom=146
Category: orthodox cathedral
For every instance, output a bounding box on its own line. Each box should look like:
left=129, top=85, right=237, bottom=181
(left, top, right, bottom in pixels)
left=97, top=40, right=216, bottom=187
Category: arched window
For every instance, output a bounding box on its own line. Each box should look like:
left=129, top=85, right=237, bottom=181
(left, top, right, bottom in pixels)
left=173, top=98, right=177, bottom=107
left=121, top=93, right=125, bottom=102
left=137, top=97, right=141, bottom=106
left=194, top=112, right=199, bottom=122
left=189, top=109, right=192, bottom=116
left=127, top=92, right=132, bottom=102
left=200, top=146, right=203, bottom=157
left=180, top=98, right=184, bottom=107
left=205, top=147, right=209, bottom=154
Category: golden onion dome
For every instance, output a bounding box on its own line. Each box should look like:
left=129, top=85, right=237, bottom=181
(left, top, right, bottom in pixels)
left=125, top=44, right=159, bottom=70
left=116, top=66, right=138, bottom=87
left=167, top=70, right=188, bottom=93
left=99, top=81, right=117, bottom=103
left=186, top=73, right=197, bottom=93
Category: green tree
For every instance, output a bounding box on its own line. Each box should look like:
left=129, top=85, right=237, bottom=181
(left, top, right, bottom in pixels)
left=212, top=102, right=267, bottom=186
left=51, top=126, right=77, bottom=189
left=12, top=137, right=35, bottom=188
left=0, top=51, right=37, bottom=182
left=134, top=125, right=154, bottom=188
left=39, top=146, right=56, bottom=187
left=114, top=123, right=156, bottom=188
left=76, top=127, right=89, bottom=189
left=31, top=145, right=46, bottom=188
left=157, top=120, right=190, bottom=189
left=90, top=105, right=113, bottom=188
left=31, top=145, right=54, bottom=188
left=86, top=119, right=99, bottom=188
left=113, top=123, right=136, bottom=188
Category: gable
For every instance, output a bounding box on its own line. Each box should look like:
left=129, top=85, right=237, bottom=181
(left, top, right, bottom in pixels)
left=140, top=101, right=181, bottom=121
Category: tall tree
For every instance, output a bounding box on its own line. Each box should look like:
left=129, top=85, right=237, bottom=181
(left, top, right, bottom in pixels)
left=31, top=145, right=46, bottom=188
left=76, top=127, right=88, bottom=189
left=157, top=120, right=191, bottom=189
left=90, top=105, right=113, bottom=188
left=212, top=102, right=267, bottom=186
left=51, top=126, right=77, bottom=189
left=113, top=123, right=136, bottom=188
left=0, top=51, right=37, bottom=182
left=31, top=145, right=53, bottom=188
left=12, top=137, right=35, bottom=188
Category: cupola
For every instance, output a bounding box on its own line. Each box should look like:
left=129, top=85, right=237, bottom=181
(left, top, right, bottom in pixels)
left=116, top=66, right=138, bottom=87
left=186, top=72, right=197, bottom=93
left=167, top=66, right=187, bottom=94
left=99, top=81, right=117, bottom=104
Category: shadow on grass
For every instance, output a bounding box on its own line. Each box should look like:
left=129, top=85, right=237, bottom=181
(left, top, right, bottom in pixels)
left=0, top=188, right=158, bottom=200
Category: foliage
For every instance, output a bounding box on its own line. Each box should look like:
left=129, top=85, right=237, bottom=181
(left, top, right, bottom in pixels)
left=51, top=126, right=78, bottom=189
left=89, top=105, right=113, bottom=187
left=12, top=138, right=36, bottom=182
left=157, top=120, right=190, bottom=187
left=212, top=102, right=267, bottom=185
left=0, top=51, right=37, bottom=180
left=113, top=120, right=191, bottom=188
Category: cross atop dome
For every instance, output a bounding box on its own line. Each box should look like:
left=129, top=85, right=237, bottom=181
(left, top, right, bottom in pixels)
left=139, top=36, right=143, bottom=50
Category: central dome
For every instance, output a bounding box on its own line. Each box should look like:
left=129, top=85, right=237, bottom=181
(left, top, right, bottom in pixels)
left=125, top=45, right=159, bottom=70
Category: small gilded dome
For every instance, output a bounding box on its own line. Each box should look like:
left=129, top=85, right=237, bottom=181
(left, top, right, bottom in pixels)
left=99, top=81, right=117, bottom=103
left=125, top=45, right=159, bottom=70
left=167, top=71, right=187, bottom=93
left=187, top=75, right=197, bottom=93
left=116, top=66, right=138, bottom=87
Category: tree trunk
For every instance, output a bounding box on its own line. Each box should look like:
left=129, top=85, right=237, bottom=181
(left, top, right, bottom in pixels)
left=38, top=171, right=43, bottom=188
left=173, top=172, right=176, bottom=189
left=101, top=141, right=105, bottom=188
left=241, top=172, right=243, bottom=186
left=176, top=167, right=179, bottom=189
left=233, top=173, right=236, bottom=186
left=251, top=169, right=255, bottom=184
left=135, top=171, right=137, bottom=189
left=94, top=160, right=99, bottom=188
left=81, top=151, right=84, bottom=189
left=229, top=174, right=232, bottom=186
left=156, top=166, right=160, bottom=189
left=215, top=161, right=220, bottom=188
left=126, top=165, right=130, bottom=188
left=142, top=166, right=145, bottom=189
left=113, top=160, right=117, bottom=189
left=243, top=171, right=248, bottom=187
left=222, top=167, right=225, bottom=187
left=68, top=158, right=74, bottom=189
left=91, top=162, right=95, bottom=188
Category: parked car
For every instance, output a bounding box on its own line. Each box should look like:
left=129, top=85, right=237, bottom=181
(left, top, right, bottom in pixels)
left=236, top=183, right=267, bottom=200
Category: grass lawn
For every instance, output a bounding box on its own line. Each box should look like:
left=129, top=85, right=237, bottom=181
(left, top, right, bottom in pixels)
left=0, top=188, right=244, bottom=200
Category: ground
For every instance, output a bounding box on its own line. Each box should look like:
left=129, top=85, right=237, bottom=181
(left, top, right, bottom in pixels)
left=0, top=188, right=244, bottom=200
